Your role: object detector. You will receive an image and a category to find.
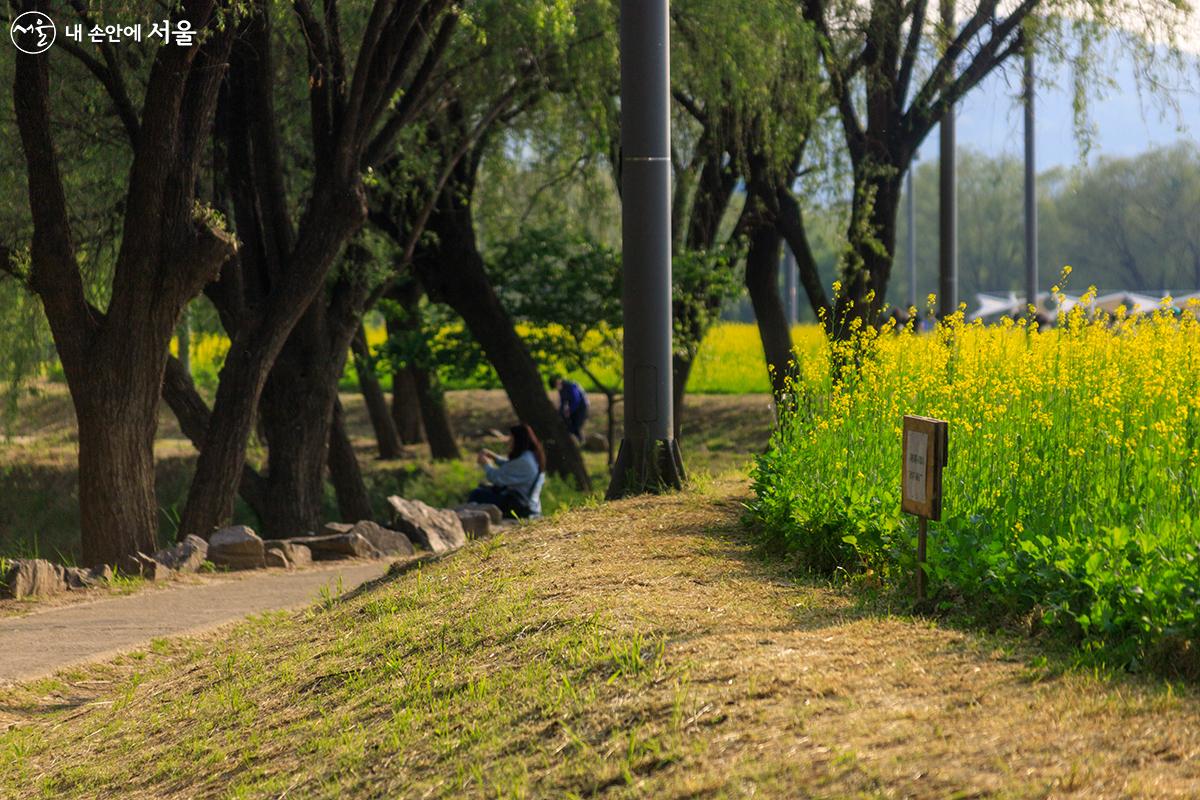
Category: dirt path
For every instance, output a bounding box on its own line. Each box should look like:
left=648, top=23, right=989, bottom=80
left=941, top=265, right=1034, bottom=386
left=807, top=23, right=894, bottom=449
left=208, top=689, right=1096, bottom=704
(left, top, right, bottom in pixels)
left=0, top=561, right=389, bottom=683
left=2, top=480, right=1198, bottom=798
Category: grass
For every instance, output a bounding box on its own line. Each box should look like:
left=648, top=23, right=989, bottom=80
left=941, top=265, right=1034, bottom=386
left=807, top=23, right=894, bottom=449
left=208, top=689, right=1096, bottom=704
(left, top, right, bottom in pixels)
left=751, top=294, right=1200, bottom=676
left=0, top=387, right=774, bottom=565
left=3, top=480, right=1199, bottom=798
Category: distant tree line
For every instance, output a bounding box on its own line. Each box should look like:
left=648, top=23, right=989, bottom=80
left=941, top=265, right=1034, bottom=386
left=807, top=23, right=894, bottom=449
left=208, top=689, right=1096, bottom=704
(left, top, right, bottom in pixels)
left=894, top=143, right=1200, bottom=305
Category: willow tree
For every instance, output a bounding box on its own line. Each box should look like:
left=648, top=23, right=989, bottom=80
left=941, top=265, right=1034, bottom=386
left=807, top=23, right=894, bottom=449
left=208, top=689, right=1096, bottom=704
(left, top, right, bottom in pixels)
left=6, top=1, right=236, bottom=566
left=164, top=0, right=466, bottom=540
left=799, top=0, right=1194, bottom=330
left=659, top=0, right=826, bottom=418
left=367, top=1, right=612, bottom=491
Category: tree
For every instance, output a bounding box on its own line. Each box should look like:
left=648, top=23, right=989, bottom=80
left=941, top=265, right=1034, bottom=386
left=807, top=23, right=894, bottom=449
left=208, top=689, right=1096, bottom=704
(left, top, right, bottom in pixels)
left=169, top=0, right=462, bottom=539
left=366, top=2, right=613, bottom=491
left=798, top=0, right=1193, bottom=331
left=7, top=0, right=236, bottom=566
left=488, top=227, right=624, bottom=466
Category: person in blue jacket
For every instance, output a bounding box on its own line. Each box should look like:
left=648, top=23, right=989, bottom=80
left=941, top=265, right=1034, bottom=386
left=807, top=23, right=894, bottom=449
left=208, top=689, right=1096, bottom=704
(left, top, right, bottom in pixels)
left=550, top=375, right=589, bottom=442
left=469, top=423, right=546, bottom=518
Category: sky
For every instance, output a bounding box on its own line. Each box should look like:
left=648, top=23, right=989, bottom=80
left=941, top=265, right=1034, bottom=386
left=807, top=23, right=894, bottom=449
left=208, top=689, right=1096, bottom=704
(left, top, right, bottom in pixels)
left=928, top=39, right=1200, bottom=168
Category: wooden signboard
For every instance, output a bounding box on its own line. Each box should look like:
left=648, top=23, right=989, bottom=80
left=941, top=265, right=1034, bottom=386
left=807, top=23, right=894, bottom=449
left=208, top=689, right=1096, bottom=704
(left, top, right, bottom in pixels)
left=901, top=415, right=949, bottom=521
left=902, top=415, right=948, bottom=602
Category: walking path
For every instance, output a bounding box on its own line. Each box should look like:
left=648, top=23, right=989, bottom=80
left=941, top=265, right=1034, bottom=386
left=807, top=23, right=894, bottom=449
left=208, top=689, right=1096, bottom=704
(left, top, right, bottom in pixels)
left=0, top=561, right=389, bottom=683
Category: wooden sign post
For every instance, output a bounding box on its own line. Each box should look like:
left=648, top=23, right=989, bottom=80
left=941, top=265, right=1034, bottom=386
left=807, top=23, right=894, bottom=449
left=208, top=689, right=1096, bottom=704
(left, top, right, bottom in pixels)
left=901, top=415, right=949, bottom=601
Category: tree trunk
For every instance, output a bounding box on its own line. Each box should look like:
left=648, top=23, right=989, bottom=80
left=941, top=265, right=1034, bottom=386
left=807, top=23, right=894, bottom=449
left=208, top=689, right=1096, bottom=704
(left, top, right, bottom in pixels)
left=411, top=181, right=590, bottom=489
left=836, top=169, right=903, bottom=334
left=605, top=393, right=617, bottom=469
left=256, top=340, right=340, bottom=538
left=412, top=363, right=461, bottom=461
left=392, top=367, right=426, bottom=444
left=75, top=393, right=160, bottom=567
left=772, top=185, right=833, bottom=327
left=671, top=353, right=694, bottom=442
left=328, top=397, right=374, bottom=522
left=176, top=185, right=367, bottom=540
left=744, top=224, right=793, bottom=399
left=177, top=307, right=192, bottom=378
left=352, top=324, right=403, bottom=458
left=384, top=308, right=426, bottom=444
left=161, top=355, right=269, bottom=520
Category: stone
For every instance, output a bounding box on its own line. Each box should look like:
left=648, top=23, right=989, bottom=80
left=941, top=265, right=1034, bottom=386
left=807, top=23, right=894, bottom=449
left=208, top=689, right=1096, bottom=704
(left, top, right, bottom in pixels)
left=64, top=564, right=113, bottom=589
left=321, top=522, right=354, bottom=536
left=455, top=509, right=491, bottom=538
left=455, top=502, right=503, bottom=525
left=387, top=496, right=467, bottom=554
left=152, top=535, right=208, bottom=574
left=347, top=520, right=414, bottom=556
left=121, top=552, right=173, bottom=582
left=208, top=525, right=266, bottom=570
left=2, top=559, right=67, bottom=599
left=266, top=541, right=312, bottom=569
left=583, top=432, right=609, bottom=453
left=288, top=533, right=382, bottom=561
left=264, top=548, right=290, bottom=569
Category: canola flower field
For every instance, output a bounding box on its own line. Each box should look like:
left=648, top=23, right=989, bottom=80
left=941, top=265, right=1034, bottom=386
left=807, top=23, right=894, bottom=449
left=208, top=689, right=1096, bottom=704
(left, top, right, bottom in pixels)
left=176, top=321, right=800, bottom=395
left=751, top=293, right=1200, bottom=676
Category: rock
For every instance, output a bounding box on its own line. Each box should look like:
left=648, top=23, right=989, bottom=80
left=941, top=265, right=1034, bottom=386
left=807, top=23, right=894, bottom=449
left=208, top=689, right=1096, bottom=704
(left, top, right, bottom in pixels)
left=208, top=525, right=266, bottom=570
left=455, top=502, right=502, bottom=525
left=63, top=565, right=111, bottom=590
left=455, top=509, right=491, bottom=538
left=387, top=496, right=467, bottom=554
left=264, top=548, right=289, bottom=569
left=347, top=520, right=414, bottom=556
left=321, top=522, right=354, bottom=536
left=1, top=559, right=67, bottom=599
left=140, top=555, right=172, bottom=582
left=583, top=432, right=609, bottom=453
left=288, top=533, right=382, bottom=561
left=121, top=552, right=173, bottom=582
left=152, top=535, right=208, bottom=574
left=266, top=541, right=312, bottom=569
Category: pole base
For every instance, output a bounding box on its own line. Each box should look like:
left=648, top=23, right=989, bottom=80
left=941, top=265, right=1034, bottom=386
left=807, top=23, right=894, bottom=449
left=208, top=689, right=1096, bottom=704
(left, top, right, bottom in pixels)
left=605, top=438, right=685, bottom=499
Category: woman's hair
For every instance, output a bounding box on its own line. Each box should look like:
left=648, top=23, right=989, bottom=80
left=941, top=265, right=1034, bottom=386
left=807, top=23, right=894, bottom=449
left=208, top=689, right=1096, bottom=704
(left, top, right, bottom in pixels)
left=508, top=423, right=546, bottom=471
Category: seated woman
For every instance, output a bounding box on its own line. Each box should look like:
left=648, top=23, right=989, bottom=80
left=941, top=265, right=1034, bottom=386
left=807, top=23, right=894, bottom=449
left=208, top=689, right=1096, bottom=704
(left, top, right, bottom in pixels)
left=469, top=423, right=546, bottom=519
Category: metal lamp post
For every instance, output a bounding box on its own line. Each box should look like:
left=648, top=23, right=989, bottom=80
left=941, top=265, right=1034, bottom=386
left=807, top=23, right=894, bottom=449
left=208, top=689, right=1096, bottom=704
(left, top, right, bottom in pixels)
left=937, top=0, right=958, bottom=319
left=606, top=0, right=684, bottom=498
left=1024, top=41, right=1039, bottom=317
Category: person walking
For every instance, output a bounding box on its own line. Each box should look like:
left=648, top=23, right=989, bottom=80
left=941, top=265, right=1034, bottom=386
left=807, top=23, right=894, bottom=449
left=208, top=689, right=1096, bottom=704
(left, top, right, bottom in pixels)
left=550, top=375, right=589, bottom=442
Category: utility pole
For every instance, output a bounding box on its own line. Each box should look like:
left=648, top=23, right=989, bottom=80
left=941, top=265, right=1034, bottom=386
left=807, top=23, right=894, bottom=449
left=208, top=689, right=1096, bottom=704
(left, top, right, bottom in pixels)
left=607, top=0, right=684, bottom=499
left=907, top=151, right=919, bottom=312
left=937, top=0, right=958, bottom=319
left=1023, top=40, right=1039, bottom=318
left=783, top=245, right=798, bottom=325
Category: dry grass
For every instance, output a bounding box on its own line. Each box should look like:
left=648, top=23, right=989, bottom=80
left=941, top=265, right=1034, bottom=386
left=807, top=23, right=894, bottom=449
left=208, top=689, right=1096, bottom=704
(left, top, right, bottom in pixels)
left=2, top=479, right=1197, bottom=798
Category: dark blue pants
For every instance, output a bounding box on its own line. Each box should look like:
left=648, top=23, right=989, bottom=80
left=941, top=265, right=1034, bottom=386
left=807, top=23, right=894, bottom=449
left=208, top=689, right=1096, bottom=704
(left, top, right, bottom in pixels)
left=468, top=485, right=530, bottom=519
left=566, top=405, right=588, bottom=439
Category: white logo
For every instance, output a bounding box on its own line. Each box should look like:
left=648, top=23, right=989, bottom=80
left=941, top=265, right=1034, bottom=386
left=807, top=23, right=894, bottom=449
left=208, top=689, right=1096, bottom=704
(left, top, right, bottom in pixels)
left=10, top=11, right=56, bottom=54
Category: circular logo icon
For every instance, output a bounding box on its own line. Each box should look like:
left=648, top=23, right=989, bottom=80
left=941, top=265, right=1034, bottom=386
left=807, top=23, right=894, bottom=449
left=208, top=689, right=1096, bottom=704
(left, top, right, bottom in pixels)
left=10, top=11, right=56, bottom=55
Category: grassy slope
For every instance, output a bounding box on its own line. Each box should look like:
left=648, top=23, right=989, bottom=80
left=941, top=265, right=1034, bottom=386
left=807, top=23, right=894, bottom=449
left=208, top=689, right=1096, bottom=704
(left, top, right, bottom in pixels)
left=3, top=481, right=1199, bottom=799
